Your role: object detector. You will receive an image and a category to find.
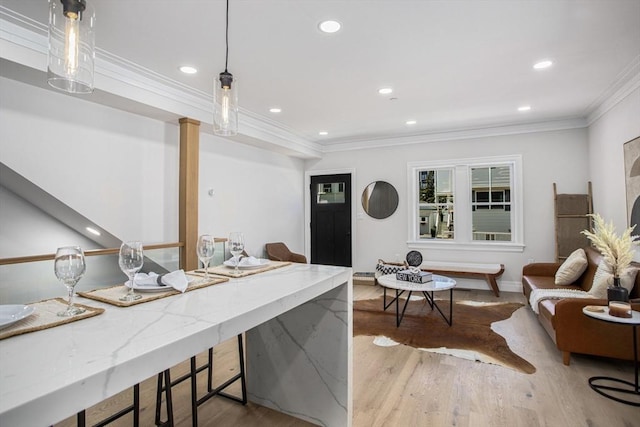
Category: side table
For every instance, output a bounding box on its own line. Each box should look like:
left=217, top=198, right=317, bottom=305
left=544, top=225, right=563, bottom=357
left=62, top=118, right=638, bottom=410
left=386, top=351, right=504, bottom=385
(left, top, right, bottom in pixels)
left=582, top=306, right=640, bottom=407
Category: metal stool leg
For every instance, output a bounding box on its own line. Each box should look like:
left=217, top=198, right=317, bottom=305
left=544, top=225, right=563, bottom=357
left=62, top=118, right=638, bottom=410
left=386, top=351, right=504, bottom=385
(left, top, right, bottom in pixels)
left=155, top=369, right=174, bottom=427
left=190, top=356, right=199, bottom=427
left=76, top=384, right=140, bottom=427
left=191, top=334, right=248, bottom=423
left=157, top=335, right=247, bottom=427
left=155, top=350, right=213, bottom=427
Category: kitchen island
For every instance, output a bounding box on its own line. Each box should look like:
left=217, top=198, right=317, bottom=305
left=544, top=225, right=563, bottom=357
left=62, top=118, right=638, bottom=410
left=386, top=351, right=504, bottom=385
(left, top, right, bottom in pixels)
left=0, top=263, right=352, bottom=426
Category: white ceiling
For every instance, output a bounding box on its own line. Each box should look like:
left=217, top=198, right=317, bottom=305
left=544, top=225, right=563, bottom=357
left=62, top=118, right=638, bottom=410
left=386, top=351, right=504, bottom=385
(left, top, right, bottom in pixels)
left=2, top=0, right=640, bottom=148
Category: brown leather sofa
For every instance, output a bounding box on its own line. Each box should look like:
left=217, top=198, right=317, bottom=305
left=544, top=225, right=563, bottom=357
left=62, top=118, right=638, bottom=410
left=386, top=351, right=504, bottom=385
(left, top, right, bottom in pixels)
left=522, top=246, right=640, bottom=365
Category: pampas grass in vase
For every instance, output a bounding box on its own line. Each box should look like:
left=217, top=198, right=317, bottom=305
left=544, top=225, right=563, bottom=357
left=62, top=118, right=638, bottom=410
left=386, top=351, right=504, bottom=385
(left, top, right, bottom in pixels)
left=581, top=213, right=639, bottom=302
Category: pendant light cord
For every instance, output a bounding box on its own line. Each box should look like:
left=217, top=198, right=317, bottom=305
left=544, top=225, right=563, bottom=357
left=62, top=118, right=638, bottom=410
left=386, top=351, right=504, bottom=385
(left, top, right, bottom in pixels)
left=225, top=0, right=229, bottom=73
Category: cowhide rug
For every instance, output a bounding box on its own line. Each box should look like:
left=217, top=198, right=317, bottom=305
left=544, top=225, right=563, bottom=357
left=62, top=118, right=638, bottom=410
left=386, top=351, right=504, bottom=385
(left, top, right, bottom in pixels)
left=354, top=296, right=536, bottom=374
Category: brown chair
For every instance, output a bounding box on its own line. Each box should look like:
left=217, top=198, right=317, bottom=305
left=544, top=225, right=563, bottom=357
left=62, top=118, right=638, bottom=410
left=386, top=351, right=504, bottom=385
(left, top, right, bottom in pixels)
left=265, top=242, right=307, bottom=263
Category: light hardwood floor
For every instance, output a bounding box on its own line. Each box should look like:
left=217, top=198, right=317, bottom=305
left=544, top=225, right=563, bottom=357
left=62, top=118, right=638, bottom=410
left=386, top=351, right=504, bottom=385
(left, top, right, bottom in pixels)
left=56, top=285, right=639, bottom=426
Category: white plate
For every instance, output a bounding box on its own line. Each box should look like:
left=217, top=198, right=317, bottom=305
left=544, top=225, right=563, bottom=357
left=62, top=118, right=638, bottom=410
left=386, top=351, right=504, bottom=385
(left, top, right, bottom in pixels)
left=0, top=305, right=36, bottom=330
left=125, top=276, right=195, bottom=293
left=223, top=259, right=270, bottom=269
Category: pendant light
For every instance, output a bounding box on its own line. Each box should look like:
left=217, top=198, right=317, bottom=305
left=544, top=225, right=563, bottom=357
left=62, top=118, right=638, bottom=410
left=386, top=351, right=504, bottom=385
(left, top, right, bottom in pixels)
left=47, top=0, right=96, bottom=94
left=213, top=0, right=238, bottom=136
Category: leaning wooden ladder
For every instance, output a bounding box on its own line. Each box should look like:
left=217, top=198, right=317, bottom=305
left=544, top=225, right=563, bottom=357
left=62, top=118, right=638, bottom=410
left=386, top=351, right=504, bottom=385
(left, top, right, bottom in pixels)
left=553, top=182, right=593, bottom=262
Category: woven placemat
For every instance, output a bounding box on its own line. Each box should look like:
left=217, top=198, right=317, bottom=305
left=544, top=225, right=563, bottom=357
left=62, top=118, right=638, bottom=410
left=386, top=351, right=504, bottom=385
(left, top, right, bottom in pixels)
left=78, top=276, right=229, bottom=307
left=0, top=298, right=104, bottom=340
left=193, top=261, right=291, bottom=278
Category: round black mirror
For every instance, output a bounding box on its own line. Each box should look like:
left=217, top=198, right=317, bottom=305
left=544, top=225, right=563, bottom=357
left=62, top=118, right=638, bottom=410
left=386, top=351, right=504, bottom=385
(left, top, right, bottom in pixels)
left=361, top=181, right=399, bottom=219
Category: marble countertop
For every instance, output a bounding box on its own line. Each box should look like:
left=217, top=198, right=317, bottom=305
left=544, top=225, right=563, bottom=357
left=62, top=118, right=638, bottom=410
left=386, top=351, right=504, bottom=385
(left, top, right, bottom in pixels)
left=0, top=263, right=352, bottom=426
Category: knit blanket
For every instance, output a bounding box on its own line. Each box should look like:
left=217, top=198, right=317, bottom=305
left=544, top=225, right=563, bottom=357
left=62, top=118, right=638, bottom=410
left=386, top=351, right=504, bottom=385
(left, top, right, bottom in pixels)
left=529, top=288, right=594, bottom=314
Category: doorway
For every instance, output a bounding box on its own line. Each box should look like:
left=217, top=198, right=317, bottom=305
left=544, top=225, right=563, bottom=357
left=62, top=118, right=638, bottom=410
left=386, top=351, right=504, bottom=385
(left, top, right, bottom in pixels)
left=310, top=173, right=352, bottom=267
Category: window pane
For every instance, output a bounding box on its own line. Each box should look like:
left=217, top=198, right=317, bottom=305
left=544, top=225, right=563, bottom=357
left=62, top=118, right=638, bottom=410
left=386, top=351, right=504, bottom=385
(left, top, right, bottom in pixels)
left=475, top=191, right=489, bottom=203
left=436, top=169, right=452, bottom=193
left=471, top=166, right=511, bottom=241
left=419, top=171, right=435, bottom=203
left=417, top=167, right=454, bottom=240
left=472, top=168, right=489, bottom=188
left=491, top=166, right=510, bottom=188
left=418, top=205, right=453, bottom=239
left=491, top=191, right=504, bottom=202
left=316, top=182, right=345, bottom=204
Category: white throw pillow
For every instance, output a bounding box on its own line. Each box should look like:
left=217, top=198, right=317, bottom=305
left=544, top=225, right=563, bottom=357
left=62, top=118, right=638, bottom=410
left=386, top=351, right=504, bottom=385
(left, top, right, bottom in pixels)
left=554, top=248, right=588, bottom=285
left=588, top=262, right=638, bottom=299
left=620, top=267, right=639, bottom=293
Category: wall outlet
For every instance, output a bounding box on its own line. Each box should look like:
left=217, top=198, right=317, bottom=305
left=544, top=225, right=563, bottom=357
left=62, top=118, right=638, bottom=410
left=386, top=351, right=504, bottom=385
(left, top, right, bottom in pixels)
left=527, top=258, right=535, bottom=264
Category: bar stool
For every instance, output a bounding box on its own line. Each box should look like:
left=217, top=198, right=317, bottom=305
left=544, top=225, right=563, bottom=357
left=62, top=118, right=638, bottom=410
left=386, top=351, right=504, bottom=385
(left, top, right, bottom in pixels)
left=155, top=334, right=247, bottom=426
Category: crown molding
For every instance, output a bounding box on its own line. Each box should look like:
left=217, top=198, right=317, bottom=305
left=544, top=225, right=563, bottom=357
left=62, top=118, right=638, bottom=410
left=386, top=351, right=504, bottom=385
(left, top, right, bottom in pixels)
left=585, top=55, right=640, bottom=126
left=0, top=8, right=322, bottom=159
left=320, top=117, right=588, bottom=153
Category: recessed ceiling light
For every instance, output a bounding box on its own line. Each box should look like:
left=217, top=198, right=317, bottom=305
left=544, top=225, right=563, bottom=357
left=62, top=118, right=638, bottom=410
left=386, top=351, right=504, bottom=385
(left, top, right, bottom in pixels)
left=406, top=120, right=417, bottom=125
left=318, top=131, right=329, bottom=136
left=518, top=105, right=531, bottom=112
left=318, top=20, right=341, bottom=33
left=269, top=108, right=282, bottom=113
left=86, top=227, right=101, bottom=236
left=378, top=87, right=393, bottom=95
left=533, top=60, right=553, bottom=70
left=179, top=66, right=198, bottom=74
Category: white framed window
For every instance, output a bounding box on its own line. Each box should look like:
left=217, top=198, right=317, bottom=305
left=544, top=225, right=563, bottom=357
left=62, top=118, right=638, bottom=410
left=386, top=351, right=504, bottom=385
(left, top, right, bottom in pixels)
left=407, top=155, right=524, bottom=252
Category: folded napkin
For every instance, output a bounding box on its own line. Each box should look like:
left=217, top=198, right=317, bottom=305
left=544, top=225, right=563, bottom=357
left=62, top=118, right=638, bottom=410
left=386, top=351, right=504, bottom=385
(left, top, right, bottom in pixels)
left=133, top=270, right=189, bottom=293
left=231, top=256, right=262, bottom=267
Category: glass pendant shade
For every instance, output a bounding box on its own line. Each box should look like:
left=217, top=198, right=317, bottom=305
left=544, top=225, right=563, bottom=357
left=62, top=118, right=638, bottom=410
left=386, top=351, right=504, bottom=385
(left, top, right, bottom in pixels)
left=213, top=72, right=238, bottom=136
left=47, top=0, right=95, bottom=94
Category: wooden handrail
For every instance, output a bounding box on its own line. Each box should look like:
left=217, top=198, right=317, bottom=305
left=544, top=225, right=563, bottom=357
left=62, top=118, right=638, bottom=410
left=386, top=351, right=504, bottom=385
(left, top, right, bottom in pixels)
left=0, top=242, right=185, bottom=266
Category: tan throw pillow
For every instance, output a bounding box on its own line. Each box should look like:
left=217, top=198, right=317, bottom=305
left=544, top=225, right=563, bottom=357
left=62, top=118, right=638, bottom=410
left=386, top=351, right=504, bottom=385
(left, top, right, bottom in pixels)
left=588, top=262, right=638, bottom=299
left=554, top=248, right=588, bottom=285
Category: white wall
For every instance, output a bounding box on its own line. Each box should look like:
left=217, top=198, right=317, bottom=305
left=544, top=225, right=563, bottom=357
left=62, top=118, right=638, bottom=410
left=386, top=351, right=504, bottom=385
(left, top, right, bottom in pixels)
left=198, top=132, right=306, bottom=257
left=306, top=128, right=589, bottom=291
left=0, top=76, right=306, bottom=287
left=588, top=86, right=640, bottom=231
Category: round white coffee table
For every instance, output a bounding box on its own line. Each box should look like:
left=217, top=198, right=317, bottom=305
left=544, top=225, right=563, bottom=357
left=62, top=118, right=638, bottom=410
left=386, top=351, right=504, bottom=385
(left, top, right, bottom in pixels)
left=377, top=274, right=456, bottom=327
left=582, top=306, right=640, bottom=407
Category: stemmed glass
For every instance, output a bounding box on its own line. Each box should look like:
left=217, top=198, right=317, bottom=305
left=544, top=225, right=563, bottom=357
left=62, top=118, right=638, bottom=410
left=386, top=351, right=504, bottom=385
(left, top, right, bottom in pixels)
left=228, top=232, right=245, bottom=274
left=119, top=241, right=144, bottom=302
left=196, top=234, right=216, bottom=282
left=54, top=246, right=87, bottom=317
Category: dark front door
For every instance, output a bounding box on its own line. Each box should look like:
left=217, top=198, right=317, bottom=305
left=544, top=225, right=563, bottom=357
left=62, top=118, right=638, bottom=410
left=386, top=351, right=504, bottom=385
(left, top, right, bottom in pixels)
left=310, top=173, right=352, bottom=267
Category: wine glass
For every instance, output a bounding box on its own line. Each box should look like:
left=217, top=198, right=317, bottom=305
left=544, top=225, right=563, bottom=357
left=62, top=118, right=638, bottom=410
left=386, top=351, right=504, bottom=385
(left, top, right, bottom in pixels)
left=54, top=246, right=87, bottom=317
left=119, top=241, right=144, bottom=301
left=197, top=234, right=216, bottom=282
left=228, top=232, right=245, bottom=274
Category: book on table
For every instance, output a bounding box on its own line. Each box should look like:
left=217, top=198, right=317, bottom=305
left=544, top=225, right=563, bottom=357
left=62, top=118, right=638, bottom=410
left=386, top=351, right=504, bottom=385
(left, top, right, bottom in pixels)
left=396, top=269, right=433, bottom=283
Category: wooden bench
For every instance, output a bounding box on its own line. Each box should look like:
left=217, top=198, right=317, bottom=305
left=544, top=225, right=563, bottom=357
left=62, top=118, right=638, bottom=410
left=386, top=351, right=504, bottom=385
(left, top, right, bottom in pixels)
left=375, top=260, right=505, bottom=297
left=418, top=261, right=505, bottom=297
